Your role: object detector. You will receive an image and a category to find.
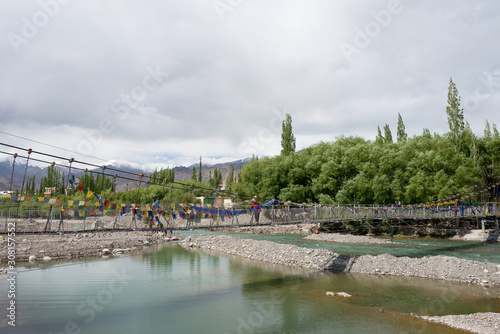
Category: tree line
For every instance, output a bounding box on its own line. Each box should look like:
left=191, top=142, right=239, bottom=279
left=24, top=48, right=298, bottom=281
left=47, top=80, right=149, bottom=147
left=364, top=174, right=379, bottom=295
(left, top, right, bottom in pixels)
left=233, top=78, right=500, bottom=205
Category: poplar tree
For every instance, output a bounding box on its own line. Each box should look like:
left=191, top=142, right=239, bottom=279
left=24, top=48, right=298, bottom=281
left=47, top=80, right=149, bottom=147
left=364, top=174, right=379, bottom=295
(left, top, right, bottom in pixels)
left=493, top=123, right=500, bottom=139
left=484, top=120, right=492, bottom=140
left=397, top=113, right=408, bottom=142
left=375, top=126, right=384, bottom=145
left=383, top=124, right=393, bottom=144
left=281, top=113, right=296, bottom=156
left=226, top=164, right=234, bottom=191
left=191, top=166, right=197, bottom=181
left=446, top=77, right=465, bottom=152
left=198, top=156, right=202, bottom=183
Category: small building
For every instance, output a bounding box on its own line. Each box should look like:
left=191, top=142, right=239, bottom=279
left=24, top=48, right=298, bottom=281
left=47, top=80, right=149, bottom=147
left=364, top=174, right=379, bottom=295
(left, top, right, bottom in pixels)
left=196, top=196, right=234, bottom=208
left=44, top=187, right=57, bottom=197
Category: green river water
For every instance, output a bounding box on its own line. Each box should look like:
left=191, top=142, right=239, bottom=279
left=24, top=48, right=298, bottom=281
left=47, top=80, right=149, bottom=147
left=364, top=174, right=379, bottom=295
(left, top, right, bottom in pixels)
left=1, top=232, right=499, bottom=334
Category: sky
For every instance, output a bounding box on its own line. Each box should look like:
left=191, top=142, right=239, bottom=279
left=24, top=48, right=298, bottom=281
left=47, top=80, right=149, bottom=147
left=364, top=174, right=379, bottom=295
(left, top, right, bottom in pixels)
left=1, top=0, right=499, bottom=169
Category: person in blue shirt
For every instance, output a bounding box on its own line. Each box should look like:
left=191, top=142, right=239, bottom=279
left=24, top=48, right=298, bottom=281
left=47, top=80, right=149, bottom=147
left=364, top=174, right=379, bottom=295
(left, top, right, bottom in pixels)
left=150, top=196, right=163, bottom=230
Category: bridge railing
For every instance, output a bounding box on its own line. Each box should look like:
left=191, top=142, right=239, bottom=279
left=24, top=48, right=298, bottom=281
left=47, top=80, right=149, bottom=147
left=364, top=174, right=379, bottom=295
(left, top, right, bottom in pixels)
left=1, top=202, right=498, bottom=233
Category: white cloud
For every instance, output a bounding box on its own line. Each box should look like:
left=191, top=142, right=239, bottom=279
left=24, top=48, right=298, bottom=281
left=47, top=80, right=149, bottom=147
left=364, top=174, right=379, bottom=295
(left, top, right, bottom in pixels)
left=1, top=0, right=499, bottom=168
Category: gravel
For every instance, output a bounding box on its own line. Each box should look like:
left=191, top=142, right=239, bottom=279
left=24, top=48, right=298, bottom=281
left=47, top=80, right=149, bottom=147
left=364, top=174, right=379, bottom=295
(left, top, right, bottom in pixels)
left=419, top=313, right=500, bottom=334
left=304, top=232, right=393, bottom=244
left=0, top=231, right=180, bottom=263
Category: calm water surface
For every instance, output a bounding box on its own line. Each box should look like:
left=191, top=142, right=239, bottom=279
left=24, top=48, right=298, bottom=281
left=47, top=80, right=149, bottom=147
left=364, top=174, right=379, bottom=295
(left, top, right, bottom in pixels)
left=1, top=239, right=499, bottom=334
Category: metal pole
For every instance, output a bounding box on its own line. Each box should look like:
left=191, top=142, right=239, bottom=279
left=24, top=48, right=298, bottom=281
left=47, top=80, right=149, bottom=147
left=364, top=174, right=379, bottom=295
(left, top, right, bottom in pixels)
left=20, top=149, right=32, bottom=196
left=9, top=153, right=17, bottom=192
left=65, top=158, right=74, bottom=195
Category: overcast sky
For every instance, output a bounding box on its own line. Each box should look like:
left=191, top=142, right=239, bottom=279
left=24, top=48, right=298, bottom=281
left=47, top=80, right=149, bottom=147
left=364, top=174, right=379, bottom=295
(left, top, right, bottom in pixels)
left=1, top=0, right=499, bottom=169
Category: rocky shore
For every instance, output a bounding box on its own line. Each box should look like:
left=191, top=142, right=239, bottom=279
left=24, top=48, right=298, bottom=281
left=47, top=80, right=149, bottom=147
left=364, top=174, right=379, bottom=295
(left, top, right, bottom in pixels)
left=419, top=313, right=500, bottom=334
left=0, top=231, right=179, bottom=265
left=180, top=235, right=500, bottom=287
left=211, top=223, right=319, bottom=235
left=304, top=232, right=393, bottom=244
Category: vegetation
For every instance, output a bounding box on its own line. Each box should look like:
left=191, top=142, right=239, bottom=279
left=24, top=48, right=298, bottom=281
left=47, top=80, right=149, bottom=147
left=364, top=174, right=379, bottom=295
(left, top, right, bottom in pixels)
left=234, top=79, right=500, bottom=205
left=281, top=113, right=296, bottom=156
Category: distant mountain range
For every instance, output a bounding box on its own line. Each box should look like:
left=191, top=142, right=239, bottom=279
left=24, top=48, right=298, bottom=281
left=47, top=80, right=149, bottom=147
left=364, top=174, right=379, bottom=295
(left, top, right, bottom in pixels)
left=0, top=158, right=250, bottom=193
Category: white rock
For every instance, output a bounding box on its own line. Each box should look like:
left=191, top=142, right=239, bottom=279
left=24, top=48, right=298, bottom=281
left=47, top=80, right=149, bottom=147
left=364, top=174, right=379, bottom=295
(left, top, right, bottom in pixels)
left=43, top=256, right=52, bottom=261
left=102, top=248, right=112, bottom=255
left=336, top=292, right=352, bottom=298
left=112, top=248, right=130, bottom=254
left=28, top=255, right=36, bottom=262
left=326, top=291, right=352, bottom=298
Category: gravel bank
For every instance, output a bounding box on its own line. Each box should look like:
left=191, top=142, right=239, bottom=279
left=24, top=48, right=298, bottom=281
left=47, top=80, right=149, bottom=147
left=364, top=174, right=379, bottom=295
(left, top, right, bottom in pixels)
left=419, top=313, right=500, bottom=334
left=181, top=234, right=334, bottom=270
left=180, top=235, right=500, bottom=287
left=213, top=223, right=318, bottom=235
left=0, top=231, right=179, bottom=264
left=304, top=232, right=392, bottom=244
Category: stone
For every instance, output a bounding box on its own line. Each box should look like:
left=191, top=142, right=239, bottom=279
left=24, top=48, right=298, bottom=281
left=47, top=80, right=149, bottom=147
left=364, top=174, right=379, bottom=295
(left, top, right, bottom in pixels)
left=336, top=292, right=352, bottom=298
left=326, top=291, right=352, bottom=298
left=28, top=255, right=36, bottom=262
left=43, top=256, right=52, bottom=261
left=102, top=248, right=112, bottom=255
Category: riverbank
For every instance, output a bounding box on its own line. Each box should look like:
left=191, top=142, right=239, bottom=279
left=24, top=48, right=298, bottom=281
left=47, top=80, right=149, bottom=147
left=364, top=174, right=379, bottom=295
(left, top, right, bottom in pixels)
left=209, top=223, right=319, bottom=235
left=419, top=313, right=500, bottom=334
left=0, top=231, right=179, bottom=266
left=212, top=223, right=499, bottom=242
left=304, top=233, right=393, bottom=244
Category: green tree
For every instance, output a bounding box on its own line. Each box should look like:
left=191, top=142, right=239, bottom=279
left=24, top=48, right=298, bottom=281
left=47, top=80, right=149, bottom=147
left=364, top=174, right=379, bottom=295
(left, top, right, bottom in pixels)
left=446, top=77, right=465, bottom=152
left=397, top=113, right=407, bottom=142
left=191, top=166, right=197, bottom=181
left=226, top=164, right=234, bottom=192
left=281, top=113, right=296, bottom=156
left=375, top=126, right=384, bottom=145
left=198, top=156, right=202, bottom=183
left=383, top=124, right=393, bottom=144
left=484, top=120, right=492, bottom=140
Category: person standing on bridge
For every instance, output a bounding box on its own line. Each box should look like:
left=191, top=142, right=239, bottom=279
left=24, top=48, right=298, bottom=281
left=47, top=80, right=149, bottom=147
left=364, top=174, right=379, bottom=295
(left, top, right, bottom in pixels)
left=251, top=196, right=261, bottom=224
left=151, top=196, right=163, bottom=230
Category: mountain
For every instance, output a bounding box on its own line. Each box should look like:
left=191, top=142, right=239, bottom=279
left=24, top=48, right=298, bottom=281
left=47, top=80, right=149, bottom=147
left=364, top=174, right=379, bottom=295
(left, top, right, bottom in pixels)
left=0, top=160, right=47, bottom=191
left=0, top=158, right=249, bottom=193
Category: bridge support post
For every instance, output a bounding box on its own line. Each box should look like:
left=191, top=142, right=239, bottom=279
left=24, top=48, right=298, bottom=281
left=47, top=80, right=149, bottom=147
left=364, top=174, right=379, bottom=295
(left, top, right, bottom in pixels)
left=495, top=217, right=499, bottom=233
left=481, top=220, right=486, bottom=233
